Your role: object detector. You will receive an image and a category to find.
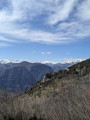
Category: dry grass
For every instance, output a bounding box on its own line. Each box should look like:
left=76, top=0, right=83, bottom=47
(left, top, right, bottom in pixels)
left=0, top=77, right=90, bottom=120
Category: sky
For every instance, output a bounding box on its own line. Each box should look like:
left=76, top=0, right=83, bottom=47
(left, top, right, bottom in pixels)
left=0, top=0, right=90, bottom=62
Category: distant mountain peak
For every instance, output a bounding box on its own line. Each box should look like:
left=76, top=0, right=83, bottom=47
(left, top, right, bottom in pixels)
left=0, top=59, right=84, bottom=65
left=0, top=59, right=22, bottom=64
left=41, top=59, right=84, bottom=65
left=41, top=61, right=56, bottom=64
left=62, top=59, right=84, bottom=64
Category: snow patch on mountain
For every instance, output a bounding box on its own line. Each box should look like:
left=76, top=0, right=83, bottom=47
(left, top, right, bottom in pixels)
left=62, top=59, right=84, bottom=64
left=0, top=59, right=84, bottom=65
left=41, top=59, right=84, bottom=66
left=0, top=59, right=22, bottom=64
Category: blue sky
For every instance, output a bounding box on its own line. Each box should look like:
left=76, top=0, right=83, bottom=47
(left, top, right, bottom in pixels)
left=0, top=0, right=90, bottom=62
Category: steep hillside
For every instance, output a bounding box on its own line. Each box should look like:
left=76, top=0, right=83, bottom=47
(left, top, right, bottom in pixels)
left=26, top=59, right=90, bottom=95
left=0, top=61, right=53, bottom=92
left=0, top=59, right=90, bottom=120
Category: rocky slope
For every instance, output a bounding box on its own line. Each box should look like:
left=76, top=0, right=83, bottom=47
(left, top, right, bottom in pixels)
left=0, top=61, right=53, bottom=92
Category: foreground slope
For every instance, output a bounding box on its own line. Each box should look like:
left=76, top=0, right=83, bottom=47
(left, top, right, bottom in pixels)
left=0, top=59, right=90, bottom=120
left=0, top=89, right=14, bottom=99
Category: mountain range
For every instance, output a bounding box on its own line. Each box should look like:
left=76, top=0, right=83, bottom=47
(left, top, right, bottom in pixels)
left=0, top=59, right=82, bottom=92
left=0, top=59, right=90, bottom=120
left=0, top=59, right=82, bottom=71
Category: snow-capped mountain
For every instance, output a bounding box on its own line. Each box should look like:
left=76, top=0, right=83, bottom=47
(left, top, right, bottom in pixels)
left=41, top=59, right=83, bottom=65
left=0, top=59, right=84, bottom=72
left=0, top=59, right=21, bottom=64
left=0, top=59, right=84, bottom=92
left=0, top=59, right=83, bottom=65
left=61, top=59, right=84, bottom=64
left=41, top=61, right=56, bottom=66
left=41, top=59, right=84, bottom=71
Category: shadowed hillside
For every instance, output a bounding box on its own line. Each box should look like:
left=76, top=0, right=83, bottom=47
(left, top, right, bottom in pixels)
left=0, top=59, right=90, bottom=120
left=0, top=61, right=53, bottom=92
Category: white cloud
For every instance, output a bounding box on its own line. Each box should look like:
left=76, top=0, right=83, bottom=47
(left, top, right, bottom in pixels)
left=0, top=28, right=72, bottom=44
left=76, top=0, right=90, bottom=21
left=41, top=52, right=45, bottom=55
left=47, top=0, right=77, bottom=25
left=47, top=52, right=51, bottom=55
left=0, top=42, right=11, bottom=47
left=0, top=36, right=17, bottom=43
left=41, top=51, right=52, bottom=55
left=0, top=0, right=90, bottom=46
left=57, top=21, right=90, bottom=38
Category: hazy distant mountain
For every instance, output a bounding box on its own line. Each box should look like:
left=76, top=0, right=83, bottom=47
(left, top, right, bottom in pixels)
left=0, top=61, right=53, bottom=92
left=41, top=59, right=83, bottom=71
left=51, top=62, right=76, bottom=71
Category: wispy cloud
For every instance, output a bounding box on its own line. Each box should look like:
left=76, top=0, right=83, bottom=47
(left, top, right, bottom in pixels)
left=0, top=36, right=18, bottom=43
left=76, top=0, right=90, bottom=21
left=41, top=51, right=51, bottom=55
left=0, top=0, right=90, bottom=46
left=47, top=0, right=77, bottom=25
left=0, top=42, right=11, bottom=47
left=57, top=21, right=90, bottom=38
